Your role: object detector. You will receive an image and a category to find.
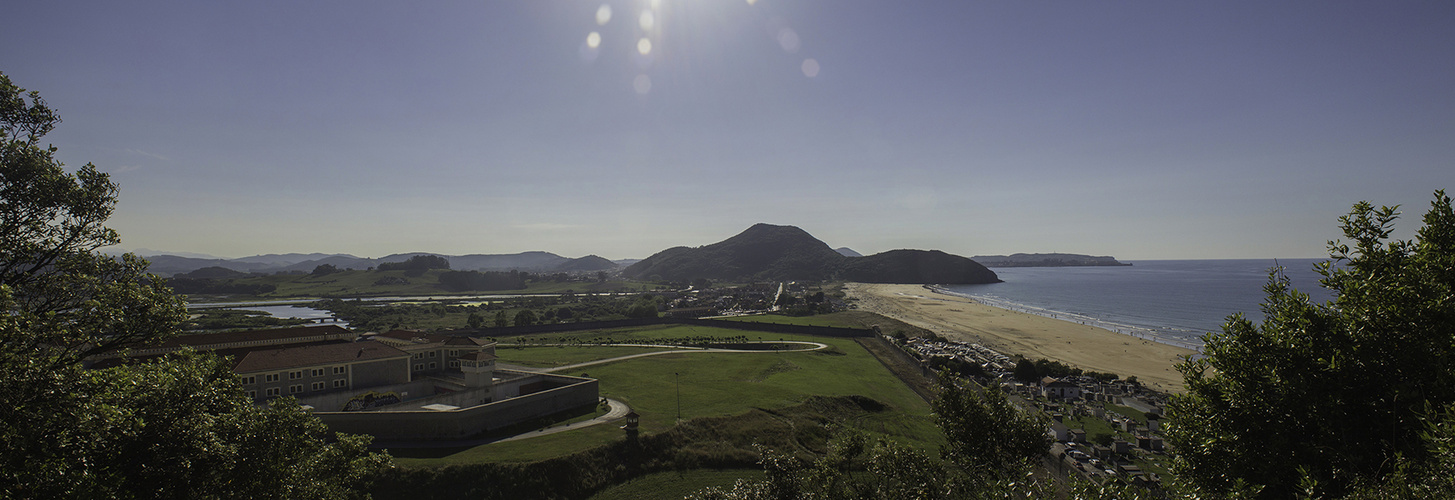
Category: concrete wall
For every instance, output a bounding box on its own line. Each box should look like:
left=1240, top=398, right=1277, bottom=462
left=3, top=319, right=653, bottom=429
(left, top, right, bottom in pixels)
left=353, top=357, right=410, bottom=388
left=314, top=375, right=598, bottom=440
left=295, top=380, right=437, bottom=412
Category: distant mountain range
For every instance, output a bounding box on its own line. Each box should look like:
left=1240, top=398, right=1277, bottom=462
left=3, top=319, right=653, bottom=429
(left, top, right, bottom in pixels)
left=622, top=223, right=1000, bottom=284
left=971, top=253, right=1130, bottom=267
left=140, top=251, right=619, bottom=277
left=131, top=232, right=1116, bottom=280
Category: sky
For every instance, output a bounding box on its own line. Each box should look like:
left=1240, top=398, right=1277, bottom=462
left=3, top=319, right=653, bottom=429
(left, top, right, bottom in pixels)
left=4, top=1, right=1453, bottom=261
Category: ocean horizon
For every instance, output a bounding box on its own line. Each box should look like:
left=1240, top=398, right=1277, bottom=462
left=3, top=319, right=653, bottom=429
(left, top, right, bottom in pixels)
left=940, top=259, right=1338, bottom=351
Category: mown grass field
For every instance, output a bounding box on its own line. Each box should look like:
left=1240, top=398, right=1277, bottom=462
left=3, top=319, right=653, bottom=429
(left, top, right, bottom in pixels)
left=387, top=324, right=941, bottom=468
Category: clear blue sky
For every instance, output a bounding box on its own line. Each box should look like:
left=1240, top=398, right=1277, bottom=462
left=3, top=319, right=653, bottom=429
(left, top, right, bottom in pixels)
left=5, top=1, right=1452, bottom=260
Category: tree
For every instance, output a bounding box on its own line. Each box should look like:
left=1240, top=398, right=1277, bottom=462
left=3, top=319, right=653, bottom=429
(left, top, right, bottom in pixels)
left=0, top=72, right=390, bottom=497
left=933, top=377, right=1049, bottom=484
left=1168, top=191, right=1455, bottom=498
left=1012, top=358, right=1038, bottom=382
left=494, top=310, right=509, bottom=328
left=513, top=309, right=538, bottom=327
left=312, top=263, right=339, bottom=276
left=466, top=311, right=485, bottom=329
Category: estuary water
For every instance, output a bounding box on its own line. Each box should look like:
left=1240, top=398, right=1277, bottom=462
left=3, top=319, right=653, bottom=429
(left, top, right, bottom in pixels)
left=939, top=259, right=1337, bottom=351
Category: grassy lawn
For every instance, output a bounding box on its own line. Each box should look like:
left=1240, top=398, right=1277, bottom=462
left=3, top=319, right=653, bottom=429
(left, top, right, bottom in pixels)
left=492, top=345, right=675, bottom=369
left=386, top=324, right=940, bottom=467
left=719, top=312, right=864, bottom=328
left=586, top=468, right=762, bottom=500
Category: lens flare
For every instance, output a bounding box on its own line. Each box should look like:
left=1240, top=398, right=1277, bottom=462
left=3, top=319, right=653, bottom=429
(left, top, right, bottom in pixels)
left=639, top=9, right=655, bottom=31
left=586, top=32, right=601, bottom=49
left=777, top=28, right=800, bottom=53
left=634, top=74, right=652, bottom=94
left=637, top=38, right=653, bottom=55
left=595, top=4, right=612, bottom=25
left=801, top=58, right=820, bottom=77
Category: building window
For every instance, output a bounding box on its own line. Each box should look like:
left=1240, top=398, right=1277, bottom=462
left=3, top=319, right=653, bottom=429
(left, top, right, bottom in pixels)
left=414, top=364, right=424, bottom=371
left=429, top=351, right=436, bottom=358
left=449, top=361, right=459, bottom=368
left=413, top=353, right=423, bottom=359
left=289, top=385, right=303, bottom=394
left=289, top=371, right=302, bottom=380
left=266, top=387, right=280, bottom=397
left=428, top=362, right=436, bottom=369
left=333, top=366, right=345, bottom=374
left=311, top=381, right=324, bottom=391
left=246, top=390, right=257, bottom=399
left=265, top=373, right=279, bottom=382
left=240, top=376, right=256, bottom=385
left=333, top=379, right=346, bottom=388
left=311, top=368, right=324, bottom=377
left=449, top=350, right=458, bottom=357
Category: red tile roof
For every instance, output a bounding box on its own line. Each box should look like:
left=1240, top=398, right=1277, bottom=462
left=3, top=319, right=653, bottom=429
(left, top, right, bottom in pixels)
left=232, top=341, right=408, bottom=373
left=458, top=351, right=498, bottom=362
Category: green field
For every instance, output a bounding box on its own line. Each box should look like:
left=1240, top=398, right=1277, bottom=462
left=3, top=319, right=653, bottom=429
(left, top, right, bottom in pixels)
left=387, top=324, right=940, bottom=468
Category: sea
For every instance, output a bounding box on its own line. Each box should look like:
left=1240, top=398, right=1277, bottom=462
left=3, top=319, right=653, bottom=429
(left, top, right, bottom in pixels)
left=938, top=259, right=1337, bottom=352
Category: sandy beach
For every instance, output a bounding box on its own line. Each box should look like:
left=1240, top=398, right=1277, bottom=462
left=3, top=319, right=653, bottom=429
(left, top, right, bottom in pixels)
left=844, top=283, right=1196, bottom=393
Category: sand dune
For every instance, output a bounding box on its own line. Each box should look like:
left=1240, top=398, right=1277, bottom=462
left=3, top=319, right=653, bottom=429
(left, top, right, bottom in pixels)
left=844, top=283, right=1196, bottom=393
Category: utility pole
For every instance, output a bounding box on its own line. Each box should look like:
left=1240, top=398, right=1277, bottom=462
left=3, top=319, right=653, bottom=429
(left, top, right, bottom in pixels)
left=675, top=372, right=681, bottom=421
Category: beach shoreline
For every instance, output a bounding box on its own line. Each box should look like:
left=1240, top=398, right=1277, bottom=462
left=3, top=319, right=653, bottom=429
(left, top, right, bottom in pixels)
left=843, top=283, right=1196, bottom=393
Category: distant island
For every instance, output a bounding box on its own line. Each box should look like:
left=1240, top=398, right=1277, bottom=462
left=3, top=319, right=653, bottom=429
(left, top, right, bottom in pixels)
left=971, top=253, right=1131, bottom=267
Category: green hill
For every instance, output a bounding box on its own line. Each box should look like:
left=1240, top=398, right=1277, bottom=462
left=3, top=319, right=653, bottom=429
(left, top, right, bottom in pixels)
left=623, top=224, right=999, bottom=284
left=841, top=249, right=1000, bottom=284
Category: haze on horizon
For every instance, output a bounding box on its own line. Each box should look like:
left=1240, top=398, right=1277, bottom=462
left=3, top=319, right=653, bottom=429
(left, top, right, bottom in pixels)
left=4, top=1, right=1452, bottom=262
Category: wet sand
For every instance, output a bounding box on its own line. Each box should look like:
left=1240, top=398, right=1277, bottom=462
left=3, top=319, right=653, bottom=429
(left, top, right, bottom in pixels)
left=844, top=283, right=1196, bottom=393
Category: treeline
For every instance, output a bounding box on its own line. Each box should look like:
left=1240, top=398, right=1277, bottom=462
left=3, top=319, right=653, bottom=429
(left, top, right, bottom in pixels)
left=1012, top=357, right=1120, bottom=383
left=313, top=293, right=665, bottom=332
left=437, top=270, right=527, bottom=292
left=166, top=278, right=277, bottom=295
left=376, top=255, right=450, bottom=275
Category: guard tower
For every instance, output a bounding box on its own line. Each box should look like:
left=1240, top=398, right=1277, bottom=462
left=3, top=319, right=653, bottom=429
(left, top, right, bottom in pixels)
left=458, top=351, right=497, bottom=388
left=621, top=410, right=640, bottom=441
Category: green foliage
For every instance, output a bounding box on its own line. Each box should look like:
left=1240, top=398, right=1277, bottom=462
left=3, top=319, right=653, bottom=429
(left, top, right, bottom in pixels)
left=513, top=309, right=538, bottom=327
left=376, top=254, right=450, bottom=273
left=437, top=269, right=527, bottom=292
left=0, top=72, right=389, bottom=498
left=685, top=378, right=1057, bottom=500
left=1168, top=191, right=1455, bottom=498
left=167, top=277, right=278, bottom=295
left=312, top=263, right=340, bottom=276
left=933, top=378, right=1049, bottom=484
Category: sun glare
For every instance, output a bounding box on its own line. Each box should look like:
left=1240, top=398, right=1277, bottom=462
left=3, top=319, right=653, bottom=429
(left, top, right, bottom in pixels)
left=639, top=9, right=655, bottom=31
